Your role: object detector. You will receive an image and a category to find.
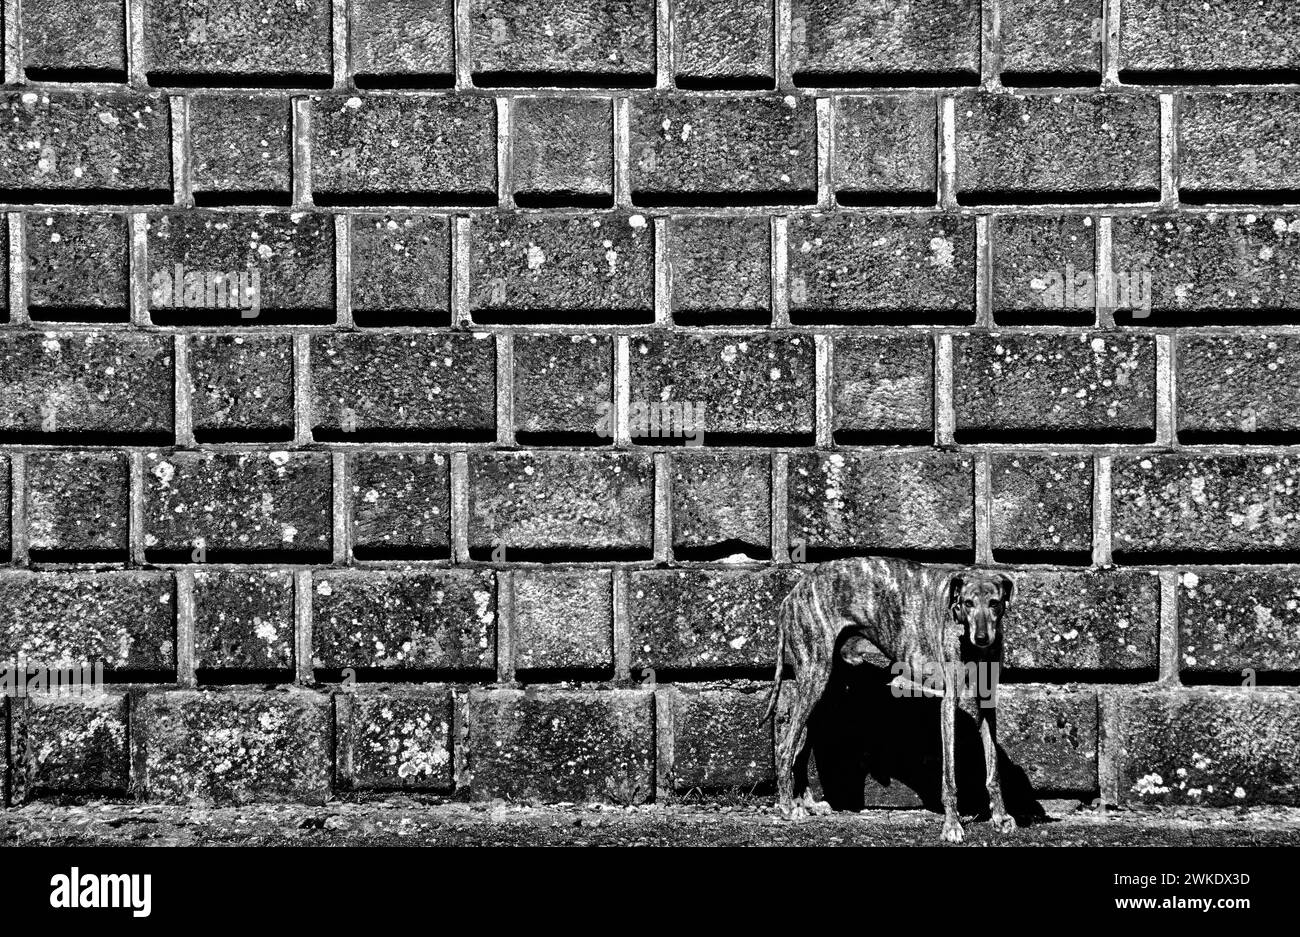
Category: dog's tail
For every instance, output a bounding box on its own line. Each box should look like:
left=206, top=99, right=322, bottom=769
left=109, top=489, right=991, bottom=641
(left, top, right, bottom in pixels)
left=759, top=587, right=794, bottom=725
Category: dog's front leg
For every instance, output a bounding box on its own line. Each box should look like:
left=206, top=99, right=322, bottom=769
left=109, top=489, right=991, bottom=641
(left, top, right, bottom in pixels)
left=980, top=709, right=1016, bottom=832
left=939, top=684, right=963, bottom=843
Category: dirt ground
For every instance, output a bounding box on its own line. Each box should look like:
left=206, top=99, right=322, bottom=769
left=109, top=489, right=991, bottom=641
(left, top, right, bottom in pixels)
left=3, top=800, right=1299, bottom=846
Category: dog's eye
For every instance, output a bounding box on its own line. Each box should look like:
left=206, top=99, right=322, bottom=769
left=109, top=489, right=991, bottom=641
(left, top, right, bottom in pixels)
left=989, top=600, right=1001, bottom=609
left=963, top=600, right=974, bottom=607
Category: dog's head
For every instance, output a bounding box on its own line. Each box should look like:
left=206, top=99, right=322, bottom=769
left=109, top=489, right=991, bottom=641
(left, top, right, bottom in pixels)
left=948, top=571, right=1015, bottom=651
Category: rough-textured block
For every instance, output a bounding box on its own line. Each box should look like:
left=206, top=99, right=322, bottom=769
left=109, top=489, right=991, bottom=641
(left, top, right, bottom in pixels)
left=187, top=334, right=295, bottom=442
left=668, top=216, right=771, bottom=320
left=350, top=0, right=455, bottom=84
left=628, top=568, right=800, bottom=669
left=1180, top=93, right=1300, bottom=201
left=671, top=451, right=771, bottom=557
left=468, top=0, right=655, bottom=85
left=1112, top=454, right=1300, bottom=558
left=22, top=0, right=127, bottom=79
left=1107, top=687, right=1300, bottom=805
left=0, top=571, right=175, bottom=669
left=831, top=332, right=933, bottom=441
left=1178, top=569, right=1300, bottom=673
left=991, top=454, right=1093, bottom=559
left=0, top=456, right=9, bottom=558
left=311, top=332, right=495, bottom=439
left=665, top=685, right=774, bottom=790
left=834, top=94, right=936, bottom=204
left=13, top=693, right=130, bottom=797
left=1003, top=569, right=1160, bottom=670
left=999, top=0, right=1101, bottom=82
left=25, top=214, right=128, bottom=319
left=1178, top=334, right=1300, bottom=440
left=337, top=688, right=454, bottom=790
left=139, top=689, right=332, bottom=805
left=468, top=451, right=653, bottom=556
left=0, top=92, right=171, bottom=198
left=512, top=97, right=614, bottom=206
left=470, top=212, right=653, bottom=319
left=142, top=0, right=333, bottom=84
left=997, top=685, right=1098, bottom=793
left=788, top=213, right=975, bottom=322
left=310, top=95, right=496, bottom=205
left=0, top=332, right=173, bottom=440
left=350, top=214, right=451, bottom=322
left=630, top=95, right=816, bottom=205
left=189, top=94, right=292, bottom=202
left=673, top=0, right=774, bottom=87
left=1111, top=212, right=1300, bottom=323
left=788, top=451, right=974, bottom=554
left=147, top=211, right=334, bottom=320
left=629, top=333, right=814, bottom=440
left=26, top=451, right=129, bottom=556
left=953, top=333, right=1156, bottom=441
left=193, top=569, right=295, bottom=671
left=350, top=451, right=451, bottom=557
left=312, top=569, right=496, bottom=670
left=512, top=569, right=612, bottom=670
left=513, top=333, right=612, bottom=439
left=468, top=688, right=654, bottom=802
left=143, top=450, right=332, bottom=560
left=790, top=0, right=981, bottom=83
left=955, top=93, right=1160, bottom=204
left=1120, top=0, right=1300, bottom=81
left=991, top=215, right=1096, bottom=322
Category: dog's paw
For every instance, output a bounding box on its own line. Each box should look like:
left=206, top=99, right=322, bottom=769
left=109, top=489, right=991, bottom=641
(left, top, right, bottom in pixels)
left=778, top=801, right=808, bottom=821
left=800, top=792, right=833, bottom=816
left=992, top=813, right=1018, bottom=833
left=941, top=816, right=965, bottom=843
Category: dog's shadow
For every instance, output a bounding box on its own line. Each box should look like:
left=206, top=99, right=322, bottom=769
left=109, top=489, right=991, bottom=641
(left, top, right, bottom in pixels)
left=803, top=660, right=1052, bottom=825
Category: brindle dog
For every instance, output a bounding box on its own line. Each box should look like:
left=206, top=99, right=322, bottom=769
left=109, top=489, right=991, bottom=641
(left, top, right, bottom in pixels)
left=762, top=556, right=1015, bottom=842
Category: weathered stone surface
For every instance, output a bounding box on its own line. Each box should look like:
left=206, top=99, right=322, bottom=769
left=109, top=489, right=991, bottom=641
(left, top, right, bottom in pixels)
left=337, top=687, right=454, bottom=790
left=350, top=0, right=455, bottom=82
left=668, top=216, right=771, bottom=318
left=954, top=333, right=1156, bottom=440
left=990, top=454, right=1093, bottom=558
left=991, top=214, right=1096, bottom=321
left=788, top=451, right=974, bottom=554
left=1120, top=1, right=1300, bottom=79
left=955, top=92, right=1160, bottom=203
left=997, top=685, right=1098, bottom=793
left=512, top=97, right=613, bottom=205
left=1112, top=454, right=1300, bottom=557
left=26, top=450, right=129, bottom=555
left=139, top=689, right=332, bottom=806
left=187, top=334, right=295, bottom=441
left=0, top=92, right=171, bottom=197
left=0, top=571, right=175, bottom=670
left=14, top=692, right=130, bottom=797
left=630, top=94, right=816, bottom=204
left=1106, top=687, right=1300, bottom=805
left=468, top=451, right=653, bottom=556
left=25, top=213, right=129, bottom=317
left=350, top=213, right=451, bottom=321
left=0, top=456, right=9, bottom=557
left=143, top=450, right=332, bottom=559
left=513, top=333, right=613, bottom=438
left=512, top=569, right=612, bottom=670
left=790, top=0, right=981, bottom=81
left=190, top=94, right=292, bottom=200
left=999, top=0, right=1101, bottom=80
left=350, top=452, right=451, bottom=557
left=670, top=450, right=771, bottom=557
left=834, top=94, right=936, bottom=202
left=629, top=332, right=814, bottom=439
left=665, top=684, right=774, bottom=790
left=470, top=212, right=653, bottom=317
left=1178, top=334, right=1300, bottom=440
left=468, top=0, right=656, bottom=83
left=310, top=95, right=496, bottom=203
left=627, top=568, right=800, bottom=669
left=831, top=332, right=933, bottom=440
left=22, top=0, right=127, bottom=77
left=193, top=569, right=295, bottom=671
left=672, top=0, right=774, bottom=86
left=0, top=333, right=173, bottom=440
left=1002, top=569, right=1160, bottom=670
left=310, top=332, right=496, bottom=438
left=1178, top=569, right=1300, bottom=673
left=468, top=688, right=654, bottom=802
left=787, top=213, right=975, bottom=321
left=312, top=569, right=496, bottom=670
left=1180, top=93, right=1300, bottom=199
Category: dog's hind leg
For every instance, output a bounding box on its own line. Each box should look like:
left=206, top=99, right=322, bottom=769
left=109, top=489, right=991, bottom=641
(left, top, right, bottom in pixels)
left=776, top=662, right=832, bottom=820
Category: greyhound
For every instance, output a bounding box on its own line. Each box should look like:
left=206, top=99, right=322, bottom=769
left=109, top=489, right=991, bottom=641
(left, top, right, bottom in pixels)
left=762, top=556, right=1015, bottom=842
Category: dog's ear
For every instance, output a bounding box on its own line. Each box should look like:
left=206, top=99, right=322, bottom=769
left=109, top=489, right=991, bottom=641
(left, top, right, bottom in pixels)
left=995, top=572, right=1015, bottom=607
left=947, top=573, right=966, bottom=619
